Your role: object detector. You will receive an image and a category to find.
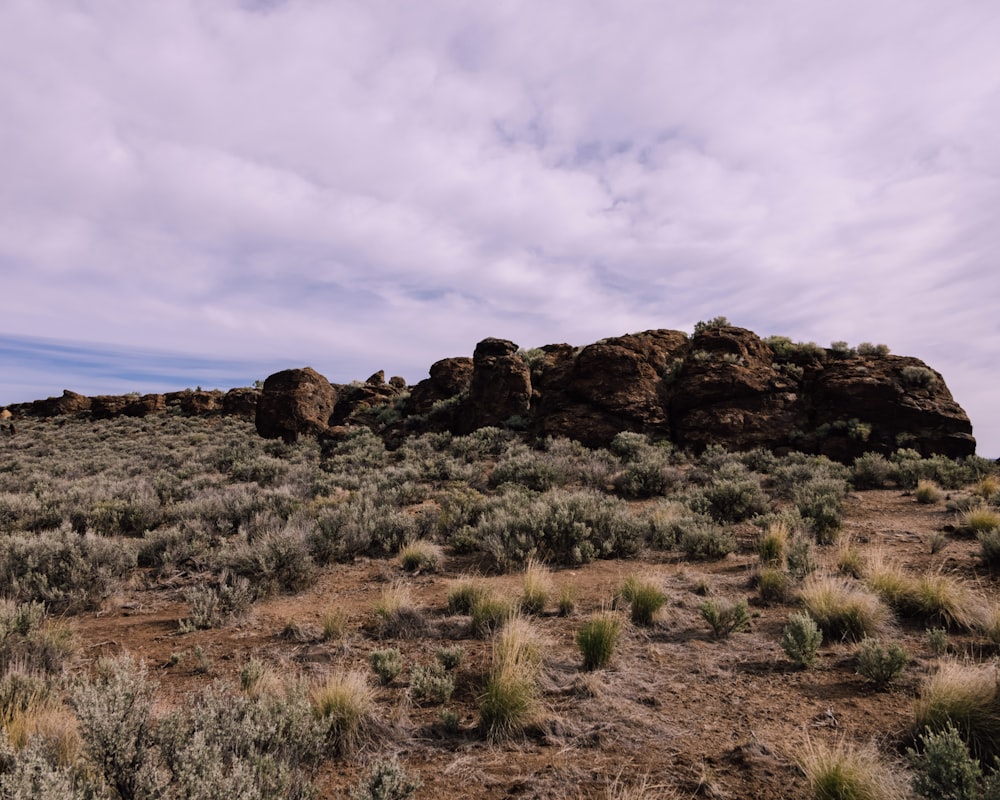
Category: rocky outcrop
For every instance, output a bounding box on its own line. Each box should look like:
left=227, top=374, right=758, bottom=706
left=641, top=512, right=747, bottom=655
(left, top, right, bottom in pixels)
left=255, top=367, right=338, bottom=442
left=31, top=390, right=92, bottom=417
left=223, top=388, right=260, bottom=418
left=455, top=338, right=531, bottom=433
left=2, top=323, right=977, bottom=460
left=535, top=331, right=687, bottom=447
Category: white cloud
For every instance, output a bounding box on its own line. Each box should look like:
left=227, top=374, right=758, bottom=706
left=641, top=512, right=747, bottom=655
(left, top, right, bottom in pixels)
left=0, top=0, right=998, bottom=452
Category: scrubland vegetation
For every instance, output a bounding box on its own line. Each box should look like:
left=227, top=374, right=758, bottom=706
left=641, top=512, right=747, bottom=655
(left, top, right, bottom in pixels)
left=0, top=413, right=998, bottom=798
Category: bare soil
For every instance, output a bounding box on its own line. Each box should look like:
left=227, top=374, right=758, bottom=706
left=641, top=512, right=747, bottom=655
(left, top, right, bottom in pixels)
left=71, top=490, right=997, bottom=799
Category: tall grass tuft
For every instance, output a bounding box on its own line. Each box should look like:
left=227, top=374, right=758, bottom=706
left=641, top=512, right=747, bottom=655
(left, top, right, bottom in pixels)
left=913, top=660, right=1000, bottom=762
left=795, top=736, right=907, bottom=800
left=619, top=575, right=667, bottom=626
left=478, top=617, right=543, bottom=741
left=520, top=558, right=552, bottom=616
left=577, top=611, right=622, bottom=670
left=799, top=576, right=888, bottom=642
left=311, top=670, right=375, bottom=755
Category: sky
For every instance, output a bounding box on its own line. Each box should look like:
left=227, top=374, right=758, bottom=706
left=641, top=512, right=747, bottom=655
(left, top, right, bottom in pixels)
left=1, top=1, right=998, bottom=456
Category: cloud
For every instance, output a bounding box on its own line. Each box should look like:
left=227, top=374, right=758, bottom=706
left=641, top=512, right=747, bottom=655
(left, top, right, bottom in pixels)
left=0, top=0, right=998, bottom=453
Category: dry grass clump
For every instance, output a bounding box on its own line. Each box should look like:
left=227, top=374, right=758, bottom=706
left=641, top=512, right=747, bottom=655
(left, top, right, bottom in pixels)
left=520, top=558, right=553, bottom=615
left=398, top=538, right=443, bottom=573
left=239, top=656, right=281, bottom=699
left=836, top=539, right=864, bottom=579
left=865, top=554, right=985, bottom=631
left=446, top=577, right=489, bottom=615
left=756, top=566, right=792, bottom=603
left=320, top=607, right=350, bottom=643
left=982, top=604, right=1000, bottom=645
left=795, top=736, right=907, bottom=800
left=601, top=773, right=682, bottom=799
left=372, top=582, right=427, bottom=639
left=311, top=670, right=376, bottom=754
left=957, top=504, right=1000, bottom=536
left=470, top=592, right=518, bottom=638
left=757, top=520, right=790, bottom=566
left=798, top=576, right=889, bottom=642
left=914, top=479, right=943, bottom=505
left=913, top=660, right=1000, bottom=761
left=973, top=474, right=1000, bottom=500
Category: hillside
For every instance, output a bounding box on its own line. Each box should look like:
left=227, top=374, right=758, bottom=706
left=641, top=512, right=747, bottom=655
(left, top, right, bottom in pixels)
left=0, top=411, right=998, bottom=798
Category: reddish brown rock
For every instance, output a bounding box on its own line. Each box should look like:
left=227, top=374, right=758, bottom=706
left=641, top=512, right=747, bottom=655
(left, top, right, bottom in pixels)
left=30, top=390, right=91, bottom=417
left=405, top=357, right=474, bottom=418
left=123, top=394, right=166, bottom=417
left=456, top=338, right=531, bottom=433
left=90, top=395, right=131, bottom=419
left=535, top=331, right=687, bottom=447
left=256, top=367, right=338, bottom=442
left=807, top=355, right=974, bottom=459
left=670, top=326, right=808, bottom=452
left=223, top=388, right=260, bottom=418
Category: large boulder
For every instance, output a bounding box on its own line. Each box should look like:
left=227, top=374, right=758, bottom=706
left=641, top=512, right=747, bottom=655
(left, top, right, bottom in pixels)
left=223, top=387, right=260, bottom=418
left=807, top=355, right=975, bottom=459
left=456, top=338, right=531, bottom=433
left=90, top=395, right=131, bottom=419
left=405, top=357, right=474, bottom=421
left=122, top=394, right=166, bottom=418
left=256, top=367, right=338, bottom=442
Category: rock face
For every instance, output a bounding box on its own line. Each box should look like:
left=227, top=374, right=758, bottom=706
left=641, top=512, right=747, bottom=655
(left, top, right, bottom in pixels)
left=223, top=388, right=260, bottom=418
left=31, top=390, right=92, bottom=417
left=256, top=367, right=338, bottom=442
left=535, top=331, right=687, bottom=447
left=456, top=338, right=531, bottom=433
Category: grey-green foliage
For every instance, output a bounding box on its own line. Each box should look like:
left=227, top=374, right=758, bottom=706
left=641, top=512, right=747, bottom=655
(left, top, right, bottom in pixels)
left=852, top=453, right=896, bottom=489
left=675, top=516, right=735, bottom=561
left=794, top=477, right=847, bottom=543
left=781, top=612, right=823, bottom=668
left=369, top=648, right=403, bottom=686
left=181, top=574, right=254, bottom=631
left=0, top=735, right=80, bottom=800
left=489, top=449, right=562, bottom=492
left=855, top=637, right=908, bottom=690
left=908, top=723, right=984, bottom=800
left=71, top=655, right=160, bottom=800
left=688, top=473, right=769, bottom=523
left=0, top=529, right=136, bottom=613
left=409, top=663, right=454, bottom=705
left=350, top=758, right=421, bottom=800
left=470, top=488, right=644, bottom=571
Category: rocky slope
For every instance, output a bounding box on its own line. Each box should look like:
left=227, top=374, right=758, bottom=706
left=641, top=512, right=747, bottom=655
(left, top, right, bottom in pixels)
left=3, top=323, right=976, bottom=460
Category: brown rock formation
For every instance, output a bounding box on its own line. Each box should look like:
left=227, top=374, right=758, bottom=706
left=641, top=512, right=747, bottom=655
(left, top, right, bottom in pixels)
left=31, top=390, right=91, bottom=417
left=256, top=367, right=338, bottom=442
left=122, top=394, right=166, bottom=418
left=456, top=338, right=531, bottom=433
left=223, top=387, right=260, bottom=418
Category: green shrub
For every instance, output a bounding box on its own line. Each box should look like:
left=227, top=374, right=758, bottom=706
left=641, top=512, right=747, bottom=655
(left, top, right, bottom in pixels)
left=690, top=476, right=769, bottom=524
left=856, top=638, right=909, bottom=690
left=489, top=452, right=560, bottom=492
left=908, top=722, right=982, bottom=800
left=71, top=654, right=160, bottom=800
left=222, top=522, right=317, bottom=596
left=472, top=489, right=644, bottom=571
left=409, top=663, right=454, bottom=705
left=795, top=478, right=847, bottom=543
left=677, top=519, right=735, bottom=560
left=180, top=573, right=254, bottom=631
left=927, top=627, right=949, bottom=657
left=852, top=453, right=895, bottom=489
left=902, top=366, right=938, bottom=387
left=979, top=530, right=1000, bottom=568
left=958, top=506, right=1000, bottom=537
left=369, top=648, right=403, bottom=686
left=435, top=645, right=466, bottom=671
left=787, top=534, right=819, bottom=579
left=576, top=611, right=621, bottom=670
left=699, top=598, right=750, bottom=639
left=781, top=612, right=823, bottom=668
left=619, top=576, right=667, bottom=626
left=350, top=757, right=421, bottom=800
